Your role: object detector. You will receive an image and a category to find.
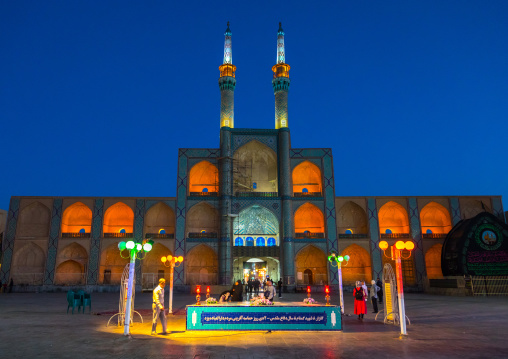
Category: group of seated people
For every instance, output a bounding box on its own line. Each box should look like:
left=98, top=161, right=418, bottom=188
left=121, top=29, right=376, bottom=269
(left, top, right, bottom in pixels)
left=219, top=279, right=276, bottom=303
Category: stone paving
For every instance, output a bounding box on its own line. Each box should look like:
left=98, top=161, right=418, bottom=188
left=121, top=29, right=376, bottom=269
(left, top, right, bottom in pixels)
left=0, top=290, right=506, bottom=358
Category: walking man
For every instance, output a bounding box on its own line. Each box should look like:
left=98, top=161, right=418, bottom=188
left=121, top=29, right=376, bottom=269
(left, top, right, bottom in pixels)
left=151, top=278, right=167, bottom=335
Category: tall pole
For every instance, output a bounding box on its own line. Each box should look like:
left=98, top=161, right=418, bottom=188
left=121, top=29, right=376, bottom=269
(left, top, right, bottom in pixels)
left=394, top=248, right=407, bottom=338
left=123, top=249, right=136, bottom=336
left=337, top=264, right=344, bottom=315
left=168, top=262, right=174, bottom=314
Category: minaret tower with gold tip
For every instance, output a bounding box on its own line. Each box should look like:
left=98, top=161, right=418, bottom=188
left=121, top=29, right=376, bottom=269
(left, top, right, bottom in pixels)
left=272, top=22, right=290, bottom=129
left=219, top=22, right=236, bottom=128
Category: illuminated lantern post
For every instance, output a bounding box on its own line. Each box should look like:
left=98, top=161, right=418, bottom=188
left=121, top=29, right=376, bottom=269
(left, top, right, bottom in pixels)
left=196, top=285, right=201, bottom=305
left=325, top=285, right=330, bottom=305
left=160, top=254, right=184, bottom=313
left=118, top=239, right=153, bottom=336
left=206, top=286, right=210, bottom=299
left=327, top=252, right=350, bottom=314
left=379, top=240, right=415, bottom=338
left=307, top=286, right=311, bottom=299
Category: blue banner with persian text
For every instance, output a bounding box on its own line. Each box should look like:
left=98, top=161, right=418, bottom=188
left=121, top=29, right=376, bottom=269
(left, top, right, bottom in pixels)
left=201, top=312, right=327, bottom=325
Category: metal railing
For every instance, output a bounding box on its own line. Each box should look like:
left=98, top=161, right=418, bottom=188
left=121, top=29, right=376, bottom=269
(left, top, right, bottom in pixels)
left=338, top=233, right=368, bottom=239
left=380, top=233, right=411, bottom=239
left=145, top=233, right=175, bottom=239
left=293, top=192, right=322, bottom=197
left=295, top=232, right=325, bottom=239
left=103, top=233, right=134, bottom=238
left=422, top=233, right=447, bottom=239
left=61, top=233, right=91, bottom=238
left=189, top=192, right=218, bottom=197
left=188, top=232, right=218, bottom=238
left=471, top=276, right=508, bottom=296
left=235, top=192, right=278, bottom=197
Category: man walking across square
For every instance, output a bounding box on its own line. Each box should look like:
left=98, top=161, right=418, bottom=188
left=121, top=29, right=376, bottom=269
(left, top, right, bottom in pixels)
left=151, top=278, right=167, bottom=335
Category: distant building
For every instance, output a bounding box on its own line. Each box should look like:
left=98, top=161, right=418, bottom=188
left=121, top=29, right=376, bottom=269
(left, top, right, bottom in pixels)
left=0, top=24, right=505, bottom=292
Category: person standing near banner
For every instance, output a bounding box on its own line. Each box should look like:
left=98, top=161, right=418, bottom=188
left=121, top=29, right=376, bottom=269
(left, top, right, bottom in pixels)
left=151, top=278, right=167, bottom=335
left=354, top=281, right=366, bottom=320
left=376, top=277, right=383, bottom=304
left=370, top=280, right=380, bottom=313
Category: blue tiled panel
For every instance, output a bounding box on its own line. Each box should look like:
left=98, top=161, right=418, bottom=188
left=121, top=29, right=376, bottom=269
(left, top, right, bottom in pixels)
left=43, top=199, right=63, bottom=285
left=449, top=197, right=461, bottom=226
left=0, top=198, right=20, bottom=283
left=491, top=197, right=505, bottom=222
left=134, top=199, right=145, bottom=282
left=408, top=198, right=426, bottom=289
left=87, top=199, right=104, bottom=284
left=186, top=305, right=341, bottom=331
left=367, top=198, right=383, bottom=279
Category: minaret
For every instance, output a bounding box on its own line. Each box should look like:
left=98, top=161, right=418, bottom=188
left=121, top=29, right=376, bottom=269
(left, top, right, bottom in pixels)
left=219, top=22, right=236, bottom=128
left=272, top=22, right=290, bottom=129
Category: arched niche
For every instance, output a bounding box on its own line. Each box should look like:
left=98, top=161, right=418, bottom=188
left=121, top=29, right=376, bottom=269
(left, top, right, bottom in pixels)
left=99, top=243, right=130, bottom=284
left=54, top=260, right=85, bottom=285
left=340, top=244, right=372, bottom=285
left=233, top=140, right=278, bottom=193
left=425, top=244, right=443, bottom=279
left=292, top=161, right=322, bottom=195
left=378, top=201, right=410, bottom=234
left=188, top=161, right=219, bottom=194
left=234, top=205, right=279, bottom=237
left=61, top=202, right=92, bottom=233
left=186, top=202, right=219, bottom=237
left=144, top=202, right=175, bottom=236
left=11, top=242, right=46, bottom=285
left=185, top=244, right=218, bottom=285
left=57, top=242, right=88, bottom=265
left=337, top=201, right=368, bottom=234
left=420, top=202, right=452, bottom=234
left=295, top=245, right=328, bottom=285
left=103, top=202, right=134, bottom=234
left=17, top=202, right=51, bottom=237
left=294, top=203, right=324, bottom=236
left=461, top=199, right=492, bottom=220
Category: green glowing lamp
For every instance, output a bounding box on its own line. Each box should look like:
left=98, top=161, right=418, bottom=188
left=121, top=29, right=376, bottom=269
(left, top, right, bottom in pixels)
left=136, top=243, right=142, bottom=251
left=338, top=256, right=344, bottom=262
left=344, top=255, right=350, bottom=261
left=126, top=241, right=135, bottom=250
left=118, top=241, right=126, bottom=251
left=143, top=242, right=153, bottom=252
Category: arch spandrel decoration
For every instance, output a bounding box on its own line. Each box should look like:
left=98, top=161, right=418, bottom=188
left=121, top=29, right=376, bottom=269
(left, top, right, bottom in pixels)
left=188, top=160, right=219, bottom=194
left=61, top=202, right=92, bottom=233
left=378, top=201, right=410, bottom=234
left=103, top=202, right=134, bottom=234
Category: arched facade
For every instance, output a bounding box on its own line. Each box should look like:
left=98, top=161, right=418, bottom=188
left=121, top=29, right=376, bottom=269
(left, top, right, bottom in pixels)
left=185, top=202, right=219, bottom=237
left=144, top=202, right=175, bottom=236
left=378, top=201, right=410, bottom=234
left=55, top=242, right=88, bottom=285
left=11, top=242, right=46, bottom=285
left=188, top=161, right=219, bottom=194
left=17, top=202, right=51, bottom=237
left=233, top=140, right=278, bottom=193
left=99, top=243, right=129, bottom=284
left=292, top=161, right=322, bottom=195
left=103, top=202, right=134, bottom=234
left=294, top=245, right=328, bottom=285
left=420, top=202, right=452, bottom=234
left=294, top=203, right=324, bottom=236
left=61, top=202, right=92, bottom=233
left=336, top=201, right=368, bottom=234
left=425, top=244, right=443, bottom=279
left=185, top=244, right=218, bottom=285
left=340, top=244, right=372, bottom=285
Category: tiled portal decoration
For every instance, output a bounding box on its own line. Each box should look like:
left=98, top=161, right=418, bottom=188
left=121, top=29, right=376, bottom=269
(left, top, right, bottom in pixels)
left=234, top=199, right=281, bottom=220
left=87, top=199, right=104, bottom=285
left=408, top=198, right=426, bottom=290
left=0, top=198, right=20, bottom=283
left=449, top=197, right=461, bottom=226
left=491, top=197, right=505, bottom=221
left=232, top=130, right=278, bottom=153
left=43, top=199, right=63, bottom=285
left=367, top=198, right=383, bottom=279
left=134, top=199, right=145, bottom=282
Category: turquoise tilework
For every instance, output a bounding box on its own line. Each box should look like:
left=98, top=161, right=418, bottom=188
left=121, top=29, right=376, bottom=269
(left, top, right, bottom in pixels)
left=408, top=198, right=426, bottom=289
left=449, top=198, right=461, bottom=226
left=134, top=199, right=145, bottom=282
left=43, top=199, right=63, bottom=285
left=186, top=304, right=341, bottom=331
left=367, top=199, right=383, bottom=279
left=491, top=197, right=505, bottom=222
left=87, top=199, right=104, bottom=285
left=0, top=198, right=20, bottom=283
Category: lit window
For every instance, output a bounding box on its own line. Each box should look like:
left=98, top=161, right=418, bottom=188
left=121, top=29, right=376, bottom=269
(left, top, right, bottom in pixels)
left=119, top=228, right=126, bottom=234
left=302, top=188, right=308, bottom=193
left=159, top=229, right=166, bottom=234
left=202, top=188, right=208, bottom=192
left=79, top=228, right=86, bottom=234
left=253, top=182, right=257, bottom=189
left=385, top=229, right=392, bottom=234
left=426, top=229, right=433, bottom=234
left=267, top=237, right=276, bottom=246
left=235, top=237, right=243, bottom=246
left=246, top=237, right=254, bottom=246
left=200, top=230, right=206, bottom=233
left=256, top=237, right=265, bottom=246
left=345, top=229, right=353, bottom=234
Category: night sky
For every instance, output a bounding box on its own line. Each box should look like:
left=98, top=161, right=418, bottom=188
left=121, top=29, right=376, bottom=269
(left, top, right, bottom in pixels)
left=1, top=1, right=507, bottom=212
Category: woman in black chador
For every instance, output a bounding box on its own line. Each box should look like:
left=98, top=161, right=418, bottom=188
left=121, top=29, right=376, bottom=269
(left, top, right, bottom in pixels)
left=231, top=280, right=244, bottom=301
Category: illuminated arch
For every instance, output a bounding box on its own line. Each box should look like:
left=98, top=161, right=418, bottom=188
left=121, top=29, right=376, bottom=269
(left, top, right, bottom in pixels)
left=337, top=201, right=368, bottom=234
left=61, top=202, right=92, bottom=233
left=186, top=202, right=219, bottom=236
left=185, top=244, right=218, bottom=285
left=17, top=202, right=51, bottom=237
left=292, top=161, right=322, bottom=194
left=103, top=202, right=134, bottom=234
left=294, top=203, right=325, bottom=234
left=144, top=202, right=175, bottom=236
left=378, top=201, right=410, bottom=234
left=340, top=244, right=372, bottom=285
left=233, top=140, right=278, bottom=193
left=420, top=202, right=452, bottom=234
left=188, top=161, right=219, bottom=194
left=99, top=243, right=130, bottom=284
left=295, top=245, right=328, bottom=285
left=425, top=244, right=443, bottom=279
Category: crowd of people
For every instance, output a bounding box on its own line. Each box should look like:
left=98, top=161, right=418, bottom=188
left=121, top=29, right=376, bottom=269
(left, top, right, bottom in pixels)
left=353, top=277, right=383, bottom=320
left=219, top=277, right=281, bottom=303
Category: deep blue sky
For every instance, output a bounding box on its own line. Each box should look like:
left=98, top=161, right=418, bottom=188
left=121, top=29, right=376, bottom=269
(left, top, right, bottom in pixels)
left=1, top=1, right=507, bottom=212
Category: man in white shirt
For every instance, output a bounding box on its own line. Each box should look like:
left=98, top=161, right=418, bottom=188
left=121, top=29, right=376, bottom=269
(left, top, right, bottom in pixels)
left=151, top=278, right=167, bottom=335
